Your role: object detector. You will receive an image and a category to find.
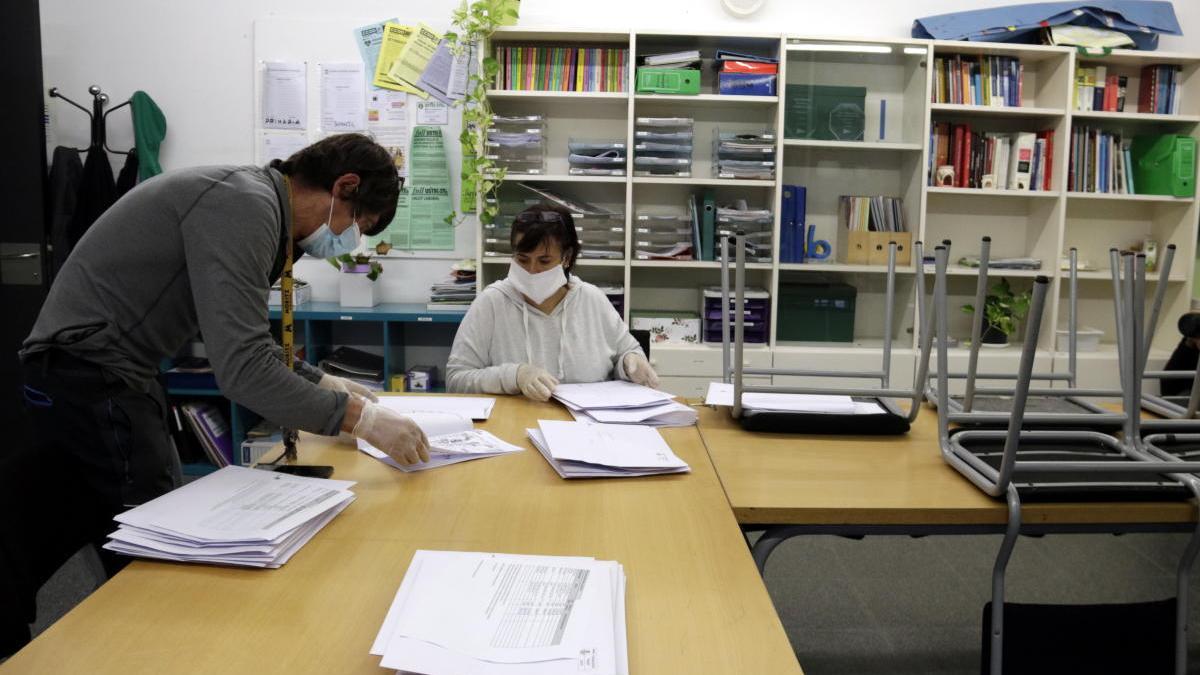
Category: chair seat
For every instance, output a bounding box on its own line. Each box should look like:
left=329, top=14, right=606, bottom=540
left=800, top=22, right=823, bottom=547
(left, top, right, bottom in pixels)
left=949, top=395, right=1098, bottom=415
left=740, top=399, right=910, bottom=435
left=950, top=435, right=1191, bottom=502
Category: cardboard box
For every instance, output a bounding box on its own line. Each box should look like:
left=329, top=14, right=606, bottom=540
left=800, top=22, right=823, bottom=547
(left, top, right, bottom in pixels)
left=838, top=230, right=872, bottom=264
left=406, top=366, right=437, bottom=392
left=867, top=231, right=913, bottom=266
left=632, top=311, right=701, bottom=344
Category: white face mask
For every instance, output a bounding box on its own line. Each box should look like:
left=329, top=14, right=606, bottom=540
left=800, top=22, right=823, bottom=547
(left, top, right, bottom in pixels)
left=508, top=261, right=566, bottom=304
left=297, top=194, right=361, bottom=258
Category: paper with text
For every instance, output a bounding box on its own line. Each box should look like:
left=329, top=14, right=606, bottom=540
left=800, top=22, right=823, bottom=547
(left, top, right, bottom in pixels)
left=261, top=61, right=307, bottom=130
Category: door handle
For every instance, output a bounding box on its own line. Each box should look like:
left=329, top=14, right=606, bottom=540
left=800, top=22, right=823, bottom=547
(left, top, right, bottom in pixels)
left=0, top=252, right=39, bottom=260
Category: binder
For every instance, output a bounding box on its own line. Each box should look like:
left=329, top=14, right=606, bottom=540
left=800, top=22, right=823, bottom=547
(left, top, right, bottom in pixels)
left=1010, top=131, right=1037, bottom=190
left=780, top=186, right=796, bottom=262
left=793, top=186, right=807, bottom=263
left=701, top=188, right=716, bottom=261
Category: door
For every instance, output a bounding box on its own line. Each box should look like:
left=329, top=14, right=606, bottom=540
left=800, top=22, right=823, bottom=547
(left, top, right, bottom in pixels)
left=0, top=0, right=48, bottom=453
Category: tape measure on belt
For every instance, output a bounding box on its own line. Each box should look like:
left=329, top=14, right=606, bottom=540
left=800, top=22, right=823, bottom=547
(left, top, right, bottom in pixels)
left=280, top=176, right=300, bottom=462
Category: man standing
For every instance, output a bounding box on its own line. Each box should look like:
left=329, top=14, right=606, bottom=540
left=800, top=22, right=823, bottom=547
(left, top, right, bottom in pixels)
left=2, top=133, right=429, bottom=656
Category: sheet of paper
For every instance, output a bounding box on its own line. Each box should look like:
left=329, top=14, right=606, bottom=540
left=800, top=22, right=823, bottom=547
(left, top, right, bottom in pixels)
left=538, top=420, right=688, bottom=470
left=415, top=99, right=449, bottom=125
left=367, top=88, right=409, bottom=126
left=379, top=551, right=615, bottom=672
left=527, top=429, right=690, bottom=479
left=704, top=382, right=873, bottom=414
left=387, top=22, right=441, bottom=90
left=374, top=395, right=496, bottom=420
left=418, top=39, right=469, bottom=103
left=261, top=61, right=307, bottom=130
left=319, top=62, right=366, bottom=132
left=577, top=400, right=697, bottom=426
left=258, top=131, right=309, bottom=164
left=394, top=126, right=454, bottom=249
left=552, top=381, right=675, bottom=410
left=372, top=23, right=427, bottom=98
left=354, top=19, right=398, bottom=85
left=114, top=466, right=355, bottom=543
left=359, top=430, right=522, bottom=473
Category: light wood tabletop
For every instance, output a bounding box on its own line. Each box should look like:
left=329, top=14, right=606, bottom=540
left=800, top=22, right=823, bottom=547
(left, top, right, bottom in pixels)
left=4, top=396, right=802, bottom=675
left=697, top=403, right=1197, bottom=527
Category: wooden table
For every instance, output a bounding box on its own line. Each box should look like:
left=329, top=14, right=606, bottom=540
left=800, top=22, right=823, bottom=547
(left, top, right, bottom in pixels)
left=696, top=404, right=1198, bottom=571
left=4, top=397, right=801, bottom=675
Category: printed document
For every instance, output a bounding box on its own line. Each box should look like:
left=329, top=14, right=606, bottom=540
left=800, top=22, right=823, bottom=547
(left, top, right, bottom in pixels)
left=261, top=61, right=306, bottom=130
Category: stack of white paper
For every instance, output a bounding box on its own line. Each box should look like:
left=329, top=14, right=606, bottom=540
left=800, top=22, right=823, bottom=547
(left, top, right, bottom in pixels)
left=553, top=381, right=698, bottom=428
left=359, top=409, right=523, bottom=472
left=103, top=466, right=355, bottom=568
left=704, top=382, right=885, bottom=415
left=373, top=395, right=496, bottom=420
left=527, top=420, right=690, bottom=479
left=371, top=550, right=628, bottom=675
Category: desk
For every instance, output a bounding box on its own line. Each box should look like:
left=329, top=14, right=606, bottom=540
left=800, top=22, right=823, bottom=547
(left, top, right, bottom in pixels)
left=696, top=404, right=1198, bottom=571
left=4, top=397, right=802, bottom=675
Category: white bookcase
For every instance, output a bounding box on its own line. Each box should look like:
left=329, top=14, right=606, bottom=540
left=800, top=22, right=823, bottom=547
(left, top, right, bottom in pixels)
left=480, top=28, right=1200, bottom=397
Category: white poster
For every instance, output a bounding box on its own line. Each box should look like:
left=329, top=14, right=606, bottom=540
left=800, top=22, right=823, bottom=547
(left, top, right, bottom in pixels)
left=262, top=61, right=307, bottom=130
left=319, top=62, right=366, bottom=132
left=414, top=99, right=449, bottom=125
left=258, top=131, right=310, bottom=164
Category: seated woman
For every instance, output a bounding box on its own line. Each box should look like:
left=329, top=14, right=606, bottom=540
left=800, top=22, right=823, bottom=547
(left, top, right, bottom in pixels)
left=447, top=203, right=658, bottom=401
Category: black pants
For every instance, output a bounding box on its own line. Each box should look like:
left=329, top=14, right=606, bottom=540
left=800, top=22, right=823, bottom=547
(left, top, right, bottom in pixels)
left=0, top=350, right=180, bottom=657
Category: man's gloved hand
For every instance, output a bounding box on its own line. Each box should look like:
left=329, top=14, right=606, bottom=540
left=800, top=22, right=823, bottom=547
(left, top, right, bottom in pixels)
left=319, top=373, right=380, bottom=402
left=352, top=400, right=430, bottom=465
left=622, top=352, right=660, bottom=389
left=516, top=364, right=559, bottom=402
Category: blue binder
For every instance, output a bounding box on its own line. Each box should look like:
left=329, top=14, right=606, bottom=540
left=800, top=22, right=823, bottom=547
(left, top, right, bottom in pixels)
left=780, top=186, right=796, bottom=263
left=793, top=186, right=807, bottom=263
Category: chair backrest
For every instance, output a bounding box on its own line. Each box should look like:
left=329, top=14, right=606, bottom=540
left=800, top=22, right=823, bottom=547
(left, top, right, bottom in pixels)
left=630, top=329, right=650, bottom=359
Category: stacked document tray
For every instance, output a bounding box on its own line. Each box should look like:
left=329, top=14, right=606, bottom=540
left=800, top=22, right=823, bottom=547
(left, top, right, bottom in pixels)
left=485, top=114, right=546, bottom=175
left=634, top=117, right=694, bottom=177
left=568, top=138, right=626, bottom=176
left=716, top=201, right=773, bottom=263
left=714, top=128, right=776, bottom=179
left=483, top=185, right=626, bottom=260
left=702, top=286, right=770, bottom=344
left=634, top=211, right=696, bottom=260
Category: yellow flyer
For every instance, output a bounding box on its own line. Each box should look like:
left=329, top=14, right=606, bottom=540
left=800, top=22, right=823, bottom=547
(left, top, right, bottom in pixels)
left=387, top=22, right=440, bottom=90
left=372, top=23, right=427, bottom=98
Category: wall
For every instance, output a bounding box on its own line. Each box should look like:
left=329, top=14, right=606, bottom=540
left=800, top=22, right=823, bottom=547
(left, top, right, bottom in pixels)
left=40, top=0, right=1200, bottom=304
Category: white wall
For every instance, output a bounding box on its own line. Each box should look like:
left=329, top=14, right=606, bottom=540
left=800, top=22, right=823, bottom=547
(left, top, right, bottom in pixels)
left=40, top=0, right=1200, bottom=302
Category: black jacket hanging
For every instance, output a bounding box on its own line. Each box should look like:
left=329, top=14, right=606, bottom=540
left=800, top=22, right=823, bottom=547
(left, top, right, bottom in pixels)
left=115, top=150, right=139, bottom=197
left=69, top=147, right=117, bottom=250
left=46, top=146, right=83, bottom=277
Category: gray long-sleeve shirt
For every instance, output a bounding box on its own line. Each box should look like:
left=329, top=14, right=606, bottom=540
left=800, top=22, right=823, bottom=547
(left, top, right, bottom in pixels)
left=21, top=165, right=346, bottom=435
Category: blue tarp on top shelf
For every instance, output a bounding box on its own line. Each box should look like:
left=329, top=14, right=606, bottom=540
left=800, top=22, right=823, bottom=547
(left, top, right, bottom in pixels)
left=912, top=1, right=1181, bottom=51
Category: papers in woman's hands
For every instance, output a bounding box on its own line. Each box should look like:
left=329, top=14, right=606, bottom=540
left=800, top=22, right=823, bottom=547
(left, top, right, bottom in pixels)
left=704, top=382, right=885, bottom=415
left=102, top=466, right=355, bottom=568
left=527, top=420, right=691, bottom=479
left=552, top=381, right=697, bottom=427
left=370, top=550, right=628, bottom=675
left=357, top=410, right=523, bottom=472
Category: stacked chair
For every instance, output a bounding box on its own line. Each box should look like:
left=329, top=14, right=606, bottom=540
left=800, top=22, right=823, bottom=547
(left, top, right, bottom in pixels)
left=931, top=244, right=1200, bottom=675
left=717, top=232, right=931, bottom=434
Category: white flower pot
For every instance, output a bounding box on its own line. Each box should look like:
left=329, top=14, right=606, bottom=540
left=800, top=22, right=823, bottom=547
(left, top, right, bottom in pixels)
left=339, top=272, right=380, bottom=307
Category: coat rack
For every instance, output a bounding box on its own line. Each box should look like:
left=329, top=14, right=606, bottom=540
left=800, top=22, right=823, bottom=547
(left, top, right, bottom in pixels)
left=47, top=84, right=132, bottom=154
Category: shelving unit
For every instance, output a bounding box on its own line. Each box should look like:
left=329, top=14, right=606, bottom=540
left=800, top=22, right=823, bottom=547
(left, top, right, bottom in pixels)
left=478, top=28, right=1200, bottom=395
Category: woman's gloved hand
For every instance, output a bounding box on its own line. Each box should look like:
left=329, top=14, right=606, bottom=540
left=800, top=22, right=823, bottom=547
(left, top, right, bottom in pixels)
left=623, top=352, right=660, bottom=389
left=516, top=364, right=559, bottom=402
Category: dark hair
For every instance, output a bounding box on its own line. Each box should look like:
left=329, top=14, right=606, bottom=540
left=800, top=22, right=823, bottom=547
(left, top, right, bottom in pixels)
left=510, top=203, right=581, bottom=275
left=270, top=133, right=399, bottom=236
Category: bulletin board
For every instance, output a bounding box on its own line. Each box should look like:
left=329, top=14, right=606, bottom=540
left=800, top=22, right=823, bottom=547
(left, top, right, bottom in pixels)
left=252, top=16, right=475, bottom=261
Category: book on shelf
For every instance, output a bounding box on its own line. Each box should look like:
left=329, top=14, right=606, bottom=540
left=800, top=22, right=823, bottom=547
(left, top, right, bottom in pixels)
left=180, top=402, right=234, bottom=467
left=1137, top=64, right=1183, bottom=115
left=493, top=45, right=628, bottom=92
left=1068, top=125, right=1136, bottom=195
left=1075, top=66, right=1130, bottom=112
left=932, top=54, right=1022, bottom=107
left=929, top=122, right=1053, bottom=191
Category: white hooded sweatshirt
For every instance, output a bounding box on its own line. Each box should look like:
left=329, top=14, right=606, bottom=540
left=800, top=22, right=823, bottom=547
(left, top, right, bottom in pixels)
left=446, top=277, right=643, bottom=394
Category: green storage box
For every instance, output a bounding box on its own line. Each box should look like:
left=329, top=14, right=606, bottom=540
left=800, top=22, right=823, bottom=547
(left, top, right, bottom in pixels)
left=784, top=84, right=866, bottom=141
left=1131, top=134, right=1196, bottom=197
left=636, top=67, right=701, bottom=95
left=777, top=282, right=857, bottom=342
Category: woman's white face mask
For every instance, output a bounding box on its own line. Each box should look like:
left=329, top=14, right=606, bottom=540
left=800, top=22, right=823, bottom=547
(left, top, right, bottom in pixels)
left=507, top=261, right=565, bottom=304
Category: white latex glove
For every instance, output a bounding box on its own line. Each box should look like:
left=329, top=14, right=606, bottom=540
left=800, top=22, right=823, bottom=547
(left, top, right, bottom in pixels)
left=352, top=401, right=431, bottom=465
left=319, top=373, right=380, bottom=402
left=623, top=352, right=660, bottom=389
left=516, top=364, right=559, bottom=402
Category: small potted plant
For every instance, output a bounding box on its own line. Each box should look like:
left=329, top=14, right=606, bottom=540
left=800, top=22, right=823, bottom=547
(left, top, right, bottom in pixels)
left=961, top=277, right=1031, bottom=347
left=331, top=253, right=383, bottom=307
